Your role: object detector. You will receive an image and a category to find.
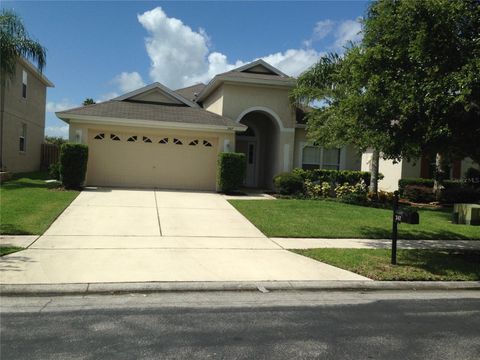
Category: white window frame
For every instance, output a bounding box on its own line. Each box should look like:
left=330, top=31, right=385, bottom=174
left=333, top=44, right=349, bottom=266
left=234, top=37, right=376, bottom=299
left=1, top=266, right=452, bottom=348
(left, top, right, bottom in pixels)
left=22, top=70, right=27, bottom=99
left=301, top=145, right=341, bottom=170
left=19, top=123, right=27, bottom=152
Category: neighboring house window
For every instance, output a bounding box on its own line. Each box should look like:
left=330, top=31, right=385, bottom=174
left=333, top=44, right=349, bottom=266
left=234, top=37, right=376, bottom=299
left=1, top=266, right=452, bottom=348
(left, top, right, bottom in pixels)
left=19, top=123, right=27, bottom=152
left=22, top=70, right=27, bottom=99
left=302, top=146, right=341, bottom=170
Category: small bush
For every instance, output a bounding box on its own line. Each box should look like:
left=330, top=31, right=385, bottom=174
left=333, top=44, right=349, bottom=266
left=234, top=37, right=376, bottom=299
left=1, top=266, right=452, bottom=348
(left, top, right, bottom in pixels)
left=217, top=152, right=246, bottom=193
left=49, top=162, right=60, bottom=180
left=403, top=185, right=435, bottom=203
left=398, top=177, right=462, bottom=195
left=340, top=192, right=368, bottom=205
left=441, top=186, right=480, bottom=204
left=60, top=143, right=88, bottom=189
left=305, top=180, right=331, bottom=198
left=334, top=182, right=367, bottom=199
left=273, top=172, right=304, bottom=195
left=464, top=167, right=480, bottom=188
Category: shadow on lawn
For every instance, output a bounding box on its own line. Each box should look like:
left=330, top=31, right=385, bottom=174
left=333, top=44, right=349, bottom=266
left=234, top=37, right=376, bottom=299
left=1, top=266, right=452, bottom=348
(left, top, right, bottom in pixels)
left=0, top=224, right=33, bottom=235
left=398, top=249, right=480, bottom=278
left=359, top=226, right=474, bottom=240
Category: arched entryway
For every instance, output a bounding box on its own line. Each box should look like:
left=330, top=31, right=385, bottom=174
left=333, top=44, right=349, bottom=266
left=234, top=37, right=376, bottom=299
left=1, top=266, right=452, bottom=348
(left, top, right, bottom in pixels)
left=235, top=109, right=280, bottom=188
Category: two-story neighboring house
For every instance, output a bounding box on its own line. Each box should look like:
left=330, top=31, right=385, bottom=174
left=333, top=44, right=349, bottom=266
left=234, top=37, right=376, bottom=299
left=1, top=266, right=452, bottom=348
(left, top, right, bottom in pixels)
left=0, top=57, right=54, bottom=173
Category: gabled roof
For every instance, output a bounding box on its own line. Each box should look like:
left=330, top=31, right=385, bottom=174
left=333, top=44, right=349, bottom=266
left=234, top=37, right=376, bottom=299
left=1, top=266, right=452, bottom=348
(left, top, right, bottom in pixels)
left=234, top=59, right=289, bottom=77
left=175, top=83, right=206, bottom=101
left=56, top=100, right=246, bottom=132
left=113, top=82, right=199, bottom=108
left=196, top=59, right=296, bottom=103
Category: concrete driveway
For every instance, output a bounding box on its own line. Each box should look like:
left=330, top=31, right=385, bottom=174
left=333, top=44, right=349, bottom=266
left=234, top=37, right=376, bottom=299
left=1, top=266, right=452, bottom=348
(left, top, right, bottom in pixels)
left=0, top=188, right=368, bottom=284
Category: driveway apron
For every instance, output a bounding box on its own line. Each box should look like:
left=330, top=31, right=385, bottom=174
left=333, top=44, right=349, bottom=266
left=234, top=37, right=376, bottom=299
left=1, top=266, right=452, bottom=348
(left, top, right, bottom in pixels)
left=0, top=188, right=368, bottom=284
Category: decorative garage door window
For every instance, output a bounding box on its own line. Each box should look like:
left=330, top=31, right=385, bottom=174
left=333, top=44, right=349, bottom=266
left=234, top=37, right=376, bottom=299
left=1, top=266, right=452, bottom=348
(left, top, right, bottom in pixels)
left=173, top=138, right=183, bottom=145
left=159, top=137, right=168, bottom=144
left=203, top=140, right=213, bottom=147
left=143, top=136, right=152, bottom=143
left=94, top=133, right=105, bottom=140
left=189, top=139, right=199, bottom=146
left=110, top=134, right=120, bottom=141
left=127, top=136, right=137, bottom=142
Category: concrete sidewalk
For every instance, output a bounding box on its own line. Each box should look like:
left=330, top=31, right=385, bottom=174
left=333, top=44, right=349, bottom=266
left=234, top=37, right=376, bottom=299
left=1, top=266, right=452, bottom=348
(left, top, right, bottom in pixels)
left=272, top=238, right=480, bottom=250
left=0, top=188, right=368, bottom=284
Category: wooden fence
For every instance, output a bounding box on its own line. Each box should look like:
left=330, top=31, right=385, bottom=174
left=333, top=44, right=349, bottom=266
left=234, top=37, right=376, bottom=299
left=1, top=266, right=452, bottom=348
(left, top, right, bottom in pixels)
left=41, top=143, right=60, bottom=170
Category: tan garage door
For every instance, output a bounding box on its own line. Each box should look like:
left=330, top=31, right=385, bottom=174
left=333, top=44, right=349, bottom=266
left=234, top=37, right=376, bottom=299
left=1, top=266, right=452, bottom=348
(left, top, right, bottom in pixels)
left=87, top=130, right=218, bottom=190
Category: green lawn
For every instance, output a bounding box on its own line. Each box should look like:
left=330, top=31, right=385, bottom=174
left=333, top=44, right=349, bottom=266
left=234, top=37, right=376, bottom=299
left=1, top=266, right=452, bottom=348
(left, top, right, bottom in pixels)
left=0, top=172, right=79, bottom=235
left=293, top=248, right=480, bottom=281
left=0, top=246, right=24, bottom=256
left=229, top=199, right=480, bottom=240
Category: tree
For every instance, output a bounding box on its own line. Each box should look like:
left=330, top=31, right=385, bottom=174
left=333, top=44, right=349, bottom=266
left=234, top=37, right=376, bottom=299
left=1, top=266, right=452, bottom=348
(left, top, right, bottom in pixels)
left=293, top=0, right=480, bottom=199
left=0, top=9, right=46, bottom=169
left=44, top=136, right=67, bottom=146
left=83, top=98, right=95, bottom=106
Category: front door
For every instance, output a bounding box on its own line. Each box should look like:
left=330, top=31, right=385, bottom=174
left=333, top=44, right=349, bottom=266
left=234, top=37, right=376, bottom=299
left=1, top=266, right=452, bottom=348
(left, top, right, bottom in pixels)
left=245, top=141, right=256, bottom=187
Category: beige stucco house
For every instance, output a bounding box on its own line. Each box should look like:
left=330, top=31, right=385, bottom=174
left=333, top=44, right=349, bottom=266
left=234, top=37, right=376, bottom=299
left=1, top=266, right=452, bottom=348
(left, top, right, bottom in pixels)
left=0, top=57, right=54, bottom=173
left=57, top=60, right=361, bottom=191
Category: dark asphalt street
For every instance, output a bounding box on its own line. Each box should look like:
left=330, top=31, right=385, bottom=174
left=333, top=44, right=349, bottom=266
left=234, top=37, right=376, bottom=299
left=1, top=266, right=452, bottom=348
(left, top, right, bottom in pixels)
left=1, top=291, right=479, bottom=359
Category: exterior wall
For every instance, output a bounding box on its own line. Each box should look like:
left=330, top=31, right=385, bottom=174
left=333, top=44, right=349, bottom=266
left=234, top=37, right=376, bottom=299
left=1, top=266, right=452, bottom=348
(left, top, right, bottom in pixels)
left=202, top=86, right=224, bottom=115
left=293, top=128, right=307, bottom=168
left=361, top=151, right=403, bottom=192
left=68, top=121, right=235, bottom=191
left=0, top=61, right=47, bottom=173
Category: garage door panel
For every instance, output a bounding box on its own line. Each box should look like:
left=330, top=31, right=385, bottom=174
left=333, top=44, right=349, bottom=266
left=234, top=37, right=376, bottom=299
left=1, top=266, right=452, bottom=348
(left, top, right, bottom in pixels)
left=87, top=131, right=218, bottom=190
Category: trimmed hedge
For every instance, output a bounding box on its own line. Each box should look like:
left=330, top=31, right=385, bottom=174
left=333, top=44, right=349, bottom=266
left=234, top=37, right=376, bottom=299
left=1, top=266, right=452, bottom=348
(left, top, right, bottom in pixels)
left=60, top=143, right=88, bottom=189
left=217, top=152, right=246, bottom=193
left=292, top=168, right=377, bottom=186
left=398, top=177, right=462, bottom=195
left=273, top=172, right=304, bottom=195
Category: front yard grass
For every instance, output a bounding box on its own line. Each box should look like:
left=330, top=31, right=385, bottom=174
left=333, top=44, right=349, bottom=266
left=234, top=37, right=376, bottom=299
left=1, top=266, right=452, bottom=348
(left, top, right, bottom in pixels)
left=293, top=248, right=480, bottom=281
left=0, top=246, right=24, bottom=256
left=0, top=172, right=79, bottom=235
left=229, top=199, right=480, bottom=240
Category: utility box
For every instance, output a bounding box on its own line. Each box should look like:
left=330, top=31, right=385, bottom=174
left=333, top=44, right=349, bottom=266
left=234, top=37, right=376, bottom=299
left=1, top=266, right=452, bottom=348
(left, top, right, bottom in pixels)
left=453, top=203, right=480, bottom=226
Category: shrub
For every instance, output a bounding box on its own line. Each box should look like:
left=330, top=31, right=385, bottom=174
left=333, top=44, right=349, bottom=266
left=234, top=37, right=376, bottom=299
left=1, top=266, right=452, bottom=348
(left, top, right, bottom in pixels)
left=340, top=192, right=368, bottom=205
left=59, top=143, right=88, bottom=189
left=398, top=177, right=462, bottom=195
left=334, top=182, right=367, bottom=199
left=441, top=186, right=480, bottom=204
left=305, top=180, right=331, bottom=198
left=292, top=168, right=379, bottom=187
left=217, top=152, right=246, bottom=193
left=464, top=167, right=480, bottom=188
left=49, top=162, right=60, bottom=180
left=273, top=172, right=304, bottom=195
left=403, top=185, right=435, bottom=203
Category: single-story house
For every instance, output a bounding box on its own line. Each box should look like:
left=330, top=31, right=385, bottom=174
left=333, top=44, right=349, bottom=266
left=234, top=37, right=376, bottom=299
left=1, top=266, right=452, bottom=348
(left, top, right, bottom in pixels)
left=57, top=59, right=477, bottom=191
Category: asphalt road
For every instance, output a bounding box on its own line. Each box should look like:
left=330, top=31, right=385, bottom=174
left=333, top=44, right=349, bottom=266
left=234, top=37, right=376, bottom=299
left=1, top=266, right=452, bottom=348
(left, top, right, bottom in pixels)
left=1, top=291, right=479, bottom=359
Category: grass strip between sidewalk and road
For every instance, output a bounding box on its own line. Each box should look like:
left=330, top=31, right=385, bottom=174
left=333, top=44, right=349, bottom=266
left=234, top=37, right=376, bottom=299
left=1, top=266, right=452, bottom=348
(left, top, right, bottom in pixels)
left=229, top=199, right=480, bottom=240
left=292, top=248, right=480, bottom=281
left=0, top=247, right=24, bottom=257
left=0, top=172, right=79, bottom=235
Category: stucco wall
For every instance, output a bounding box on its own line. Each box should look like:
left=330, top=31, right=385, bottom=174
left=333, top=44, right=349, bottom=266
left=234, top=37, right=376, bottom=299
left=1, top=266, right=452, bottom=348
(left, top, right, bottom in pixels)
left=1, top=61, right=47, bottom=173
left=361, top=151, right=403, bottom=192
left=202, top=86, right=224, bottom=115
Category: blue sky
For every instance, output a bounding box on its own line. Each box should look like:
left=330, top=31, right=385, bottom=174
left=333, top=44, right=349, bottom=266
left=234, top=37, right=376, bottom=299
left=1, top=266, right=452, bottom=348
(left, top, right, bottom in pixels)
left=3, top=1, right=369, bottom=138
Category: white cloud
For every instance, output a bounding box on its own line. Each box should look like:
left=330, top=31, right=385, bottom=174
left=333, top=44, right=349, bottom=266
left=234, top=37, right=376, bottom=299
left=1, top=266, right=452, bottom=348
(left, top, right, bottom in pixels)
left=313, top=20, right=335, bottom=41
left=334, top=19, right=363, bottom=49
left=45, top=125, right=69, bottom=139
left=113, top=71, right=145, bottom=93
left=137, top=7, right=324, bottom=88
left=46, top=100, right=77, bottom=113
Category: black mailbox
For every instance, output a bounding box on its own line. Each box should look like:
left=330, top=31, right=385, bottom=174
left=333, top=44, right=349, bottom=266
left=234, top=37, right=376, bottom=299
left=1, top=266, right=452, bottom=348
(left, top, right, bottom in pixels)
left=395, top=209, right=419, bottom=224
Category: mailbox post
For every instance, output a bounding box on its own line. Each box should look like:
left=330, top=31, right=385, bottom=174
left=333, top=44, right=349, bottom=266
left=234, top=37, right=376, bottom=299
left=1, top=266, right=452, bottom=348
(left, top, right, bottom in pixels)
left=391, top=191, right=420, bottom=265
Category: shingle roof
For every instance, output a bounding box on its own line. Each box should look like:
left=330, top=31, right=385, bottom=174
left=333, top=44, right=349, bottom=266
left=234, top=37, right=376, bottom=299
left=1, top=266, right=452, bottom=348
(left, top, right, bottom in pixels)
left=175, top=83, right=206, bottom=101
left=56, top=100, right=244, bottom=129
left=216, top=70, right=295, bottom=83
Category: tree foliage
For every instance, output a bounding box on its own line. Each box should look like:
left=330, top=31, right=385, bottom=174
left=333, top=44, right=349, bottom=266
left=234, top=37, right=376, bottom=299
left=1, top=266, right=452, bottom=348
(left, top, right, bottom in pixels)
left=83, top=98, right=96, bottom=106
left=292, top=0, right=480, bottom=165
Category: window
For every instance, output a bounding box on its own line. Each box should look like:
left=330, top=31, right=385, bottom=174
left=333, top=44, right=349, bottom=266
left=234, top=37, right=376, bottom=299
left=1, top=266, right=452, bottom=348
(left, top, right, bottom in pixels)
left=22, top=70, right=27, bottom=99
left=19, top=123, right=27, bottom=152
left=127, top=136, right=137, bottom=142
left=110, top=134, right=120, bottom=141
left=302, top=146, right=341, bottom=170
left=143, top=136, right=152, bottom=143
left=173, top=138, right=183, bottom=145
left=94, top=133, right=105, bottom=140
left=203, top=140, right=212, bottom=147
left=159, top=137, right=168, bottom=144
left=189, top=139, right=199, bottom=146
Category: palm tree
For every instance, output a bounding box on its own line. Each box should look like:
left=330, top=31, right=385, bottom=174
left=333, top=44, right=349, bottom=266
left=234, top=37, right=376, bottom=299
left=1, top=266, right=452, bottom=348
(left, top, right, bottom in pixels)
left=0, top=9, right=46, bottom=170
